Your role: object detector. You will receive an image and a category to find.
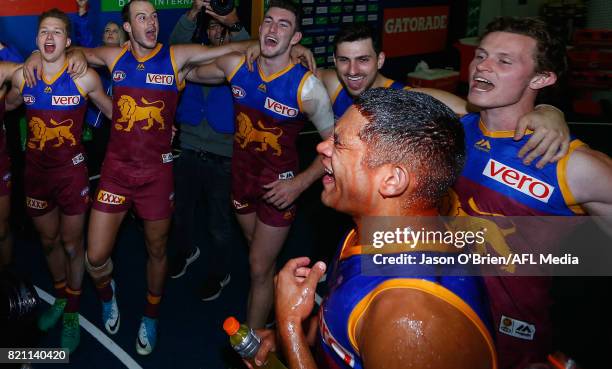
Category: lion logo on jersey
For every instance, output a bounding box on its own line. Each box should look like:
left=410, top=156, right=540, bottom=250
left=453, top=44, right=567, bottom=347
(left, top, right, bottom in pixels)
left=27, top=117, right=76, bottom=150
left=235, top=112, right=283, bottom=156
left=115, top=95, right=165, bottom=132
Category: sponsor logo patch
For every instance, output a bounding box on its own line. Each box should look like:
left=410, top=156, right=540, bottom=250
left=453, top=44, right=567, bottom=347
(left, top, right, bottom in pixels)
left=161, top=152, right=173, bottom=164
left=2, top=172, right=11, bottom=182
left=232, top=199, right=248, bottom=210
left=23, top=95, right=35, bottom=105
left=72, top=153, right=85, bottom=166
left=52, top=95, right=80, bottom=106
left=499, top=315, right=536, bottom=340
left=137, top=63, right=145, bottom=71
left=474, top=139, right=491, bottom=152
left=26, top=197, right=47, bottom=210
left=278, top=171, right=294, bottom=180
left=146, top=73, right=174, bottom=86
left=97, top=190, right=125, bottom=205
left=231, top=85, right=246, bottom=98
left=483, top=158, right=554, bottom=203
left=264, top=97, right=298, bottom=118
left=113, top=70, right=126, bottom=82
left=44, top=86, right=52, bottom=94
left=258, top=83, right=267, bottom=93
left=80, top=186, right=89, bottom=197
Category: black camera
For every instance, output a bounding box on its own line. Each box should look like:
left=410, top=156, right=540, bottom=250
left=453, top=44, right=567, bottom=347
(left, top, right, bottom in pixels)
left=210, top=0, right=234, bottom=16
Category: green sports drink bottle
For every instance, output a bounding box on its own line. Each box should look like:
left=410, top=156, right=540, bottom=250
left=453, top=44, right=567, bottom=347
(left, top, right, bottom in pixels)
left=223, top=316, right=287, bottom=369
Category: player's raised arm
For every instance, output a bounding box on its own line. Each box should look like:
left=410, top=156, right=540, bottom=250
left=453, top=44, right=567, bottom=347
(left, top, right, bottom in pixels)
left=75, top=69, right=113, bottom=119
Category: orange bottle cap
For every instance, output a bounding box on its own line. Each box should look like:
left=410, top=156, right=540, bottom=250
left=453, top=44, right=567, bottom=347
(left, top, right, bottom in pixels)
left=223, top=316, right=240, bottom=335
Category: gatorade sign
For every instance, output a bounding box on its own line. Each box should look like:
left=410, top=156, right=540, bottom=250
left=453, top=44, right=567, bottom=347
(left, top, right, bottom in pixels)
left=0, top=0, right=76, bottom=16
left=383, top=6, right=450, bottom=57
left=101, top=0, right=193, bottom=11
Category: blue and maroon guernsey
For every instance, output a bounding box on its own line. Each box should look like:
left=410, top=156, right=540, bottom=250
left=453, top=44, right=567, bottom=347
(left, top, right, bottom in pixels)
left=106, top=44, right=183, bottom=171
left=450, top=113, right=585, bottom=217
left=331, top=79, right=406, bottom=120
left=445, top=112, right=586, bottom=369
left=20, top=63, right=88, bottom=170
left=228, top=57, right=311, bottom=174
left=318, top=229, right=497, bottom=369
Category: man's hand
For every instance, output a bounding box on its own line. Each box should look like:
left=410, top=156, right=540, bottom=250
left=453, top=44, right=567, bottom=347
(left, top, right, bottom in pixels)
left=66, top=49, right=88, bottom=79
left=245, top=43, right=260, bottom=72
left=515, top=105, right=570, bottom=168
left=187, top=0, right=206, bottom=21
left=262, top=177, right=305, bottom=210
left=275, top=257, right=326, bottom=325
left=243, top=329, right=278, bottom=369
left=76, top=0, right=88, bottom=16
left=23, top=52, right=43, bottom=87
left=203, top=1, right=240, bottom=27
left=290, top=44, right=316, bottom=72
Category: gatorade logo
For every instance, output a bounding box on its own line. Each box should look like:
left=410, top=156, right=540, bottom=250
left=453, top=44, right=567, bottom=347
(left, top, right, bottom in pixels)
left=97, top=190, right=125, bottom=205
left=26, top=197, right=48, bottom=210
left=483, top=159, right=554, bottom=203
left=52, top=95, right=80, bottom=106
left=146, top=73, right=174, bottom=86
left=319, top=312, right=355, bottom=366
left=113, top=70, right=126, bottom=82
left=23, top=95, right=35, bottom=105
left=264, top=97, right=298, bottom=118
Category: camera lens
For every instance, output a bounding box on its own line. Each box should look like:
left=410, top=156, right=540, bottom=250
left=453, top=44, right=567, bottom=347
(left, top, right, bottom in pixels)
left=210, top=0, right=234, bottom=16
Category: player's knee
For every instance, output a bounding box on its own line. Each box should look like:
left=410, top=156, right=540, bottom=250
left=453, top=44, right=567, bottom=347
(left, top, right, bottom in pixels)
left=63, top=243, right=83, bottom=260
left=249, top=254, right=275, bottom=282
left=85, top=252, right=113, bottom=280
left=147, top=244, right=166, bottom=260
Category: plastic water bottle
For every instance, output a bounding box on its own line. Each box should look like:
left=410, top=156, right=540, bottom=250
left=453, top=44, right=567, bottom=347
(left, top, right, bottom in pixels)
left=223, top=316, right=287, bottom=369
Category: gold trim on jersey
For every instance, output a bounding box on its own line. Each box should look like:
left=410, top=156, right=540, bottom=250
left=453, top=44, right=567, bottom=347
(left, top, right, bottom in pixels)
left=135, top=43, right=162, bottom=63
left=557, top=139, right=587, bottom=215
left=258, top=61, right=295, bottom=83
left=331, top=82, right=343, bottom=105
left=169, top=46, right=185, bottom=91
left=479, top=119, right=533, bottom=138
left=296, top=71, right=312, bottom=113
left=42, top=62, right=68, bottom=86
left=227, top=56, right=246, bottom=82
left=346, top=278, right=498, bottom=368
left=109, top=45, right=129, bottom=73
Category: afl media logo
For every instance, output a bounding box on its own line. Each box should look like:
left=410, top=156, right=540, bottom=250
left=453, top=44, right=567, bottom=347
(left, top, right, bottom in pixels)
left=232, top=85, right=246, bottom=99
left=23, top=95, right=35, bottom=105
left=113, top=70, right=126, bottom=82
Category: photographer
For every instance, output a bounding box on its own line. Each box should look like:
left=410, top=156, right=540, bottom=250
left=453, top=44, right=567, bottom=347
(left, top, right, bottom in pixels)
left=167, top=0, right=248, bottom=300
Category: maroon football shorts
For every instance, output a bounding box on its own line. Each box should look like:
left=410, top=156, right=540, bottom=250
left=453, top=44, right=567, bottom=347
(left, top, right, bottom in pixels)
left=24, top=163, right=90, bottom=217
left=93, top=163, right=174, bottom=221
left=231, top=157, right=296, bottom=228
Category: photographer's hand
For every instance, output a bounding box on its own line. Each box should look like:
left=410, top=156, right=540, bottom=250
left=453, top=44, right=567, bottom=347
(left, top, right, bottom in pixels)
left=203, top=1, right=240, bottom=27
left=187, top=0, right=206, bottom=21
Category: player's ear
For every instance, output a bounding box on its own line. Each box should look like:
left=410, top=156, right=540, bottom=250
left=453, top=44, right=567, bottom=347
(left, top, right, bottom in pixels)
left=66, top=37, right=71, bottom=49
left=290, top=31, right=302, bottom=46
left=377, top=51, right=385, bottom=70
left=529, top=71, right=557, bottom=90
left=379, top=165, right=409, bottom=198
left=123, top=22, right=131, bottom=34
